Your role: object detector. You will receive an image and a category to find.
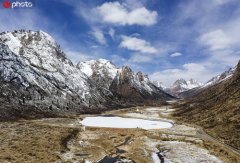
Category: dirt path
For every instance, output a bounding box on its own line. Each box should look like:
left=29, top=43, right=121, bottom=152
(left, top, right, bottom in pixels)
left=196, top=128, right=240, bottom=156
left=155, top=104, right=240, bottom=157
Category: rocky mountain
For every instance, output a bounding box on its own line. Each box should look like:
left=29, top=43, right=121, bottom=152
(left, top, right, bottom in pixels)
left=109, top=66, right=174, bottom=104
left=78, top=59, right=174, bottom=105
left=165, top=79, right=203, bottom=97
left=152, top=80, right=167, bottom=90
left=179, top=67, right=237, bottom=98
left=174, top=60, right=240, bottom=150
left=0, top=30, right=174, bottom=120
left=77, top=59, right=118, bottom=88
left=0, top=30, right=108, bottom=119
left=203, top=67, right=236, bottom=88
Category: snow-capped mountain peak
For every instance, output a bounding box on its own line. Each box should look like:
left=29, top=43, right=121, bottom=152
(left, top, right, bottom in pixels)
left=0, top=30, right=104, bottom=110
left=203, top=67, right=236, bottom=87
left=77, top=59, right=118, bottom=78
left=110, top=66, right=173, bottom=101
left=186, top=79, right=203, bottom=89
left=171, top=78, right=203, bottom=90
left=152, top=80, right=167, bottom=90
left=163, top=78, right=203, bottom=96
left=0, top=30, right=72, bottom=71
left=77, top=59, right=119, bottom=88
left=173, top=79, right=187, bottom=87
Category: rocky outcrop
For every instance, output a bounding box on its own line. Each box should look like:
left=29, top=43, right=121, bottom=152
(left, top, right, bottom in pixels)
left=77, top=59, right=118, bottom=89
left=109, top=66, right=174, bottom=104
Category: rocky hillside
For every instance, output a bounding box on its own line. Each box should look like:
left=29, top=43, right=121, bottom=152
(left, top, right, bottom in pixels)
left=77, top=59, right=118, bottom=89
left=0, top=30, right=173, bottom=120
left=78, top=59, right=174, bottom=105
left=0, top=30, right=111, bottom=120
left=109, top=66, right=174, bottom=104
left=204, top=67, right=236, bottom=88
left=173, top=61, right=240, bottom=150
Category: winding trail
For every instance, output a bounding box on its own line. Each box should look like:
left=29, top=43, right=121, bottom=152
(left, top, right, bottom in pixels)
left=196, top=128, right=240, bottom=156
left=163, top=103, right=240, bottom=157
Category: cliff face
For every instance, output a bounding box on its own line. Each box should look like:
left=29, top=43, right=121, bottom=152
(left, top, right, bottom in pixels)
left=78, top=60, right=175, bottom=105
left=109, top=66, right=174, bottom=104
left=0, top=30, right=106, bottom=120
left=77, top=59, right=118, bottom=89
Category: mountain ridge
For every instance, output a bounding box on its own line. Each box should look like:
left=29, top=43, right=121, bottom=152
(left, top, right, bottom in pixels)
left=0, top=30, right=173, bottom=120
left=78, top=58, right=174, bottom=104
left=173, top=60, right=240, bottom=150
left=179, top=66, right=237, bottom=98
left=153, top=78, right=203, bottom=97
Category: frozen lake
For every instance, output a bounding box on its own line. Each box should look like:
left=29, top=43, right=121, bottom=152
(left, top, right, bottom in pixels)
left=80, top=116, right=173, bottom=129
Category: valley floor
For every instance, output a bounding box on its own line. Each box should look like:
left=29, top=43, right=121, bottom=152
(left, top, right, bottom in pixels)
left=0, top=104, right=239, bottom=163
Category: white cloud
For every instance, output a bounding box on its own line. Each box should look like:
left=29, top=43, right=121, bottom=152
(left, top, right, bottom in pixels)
left=90, top=28, right=107, bottom=45
left=95, top=2, right=158, bottom=26
left=198, top=29, right=235, bottom=51
left=108, top=28, right=115, bottom=39
left=129, top=54, right=154, bottom=63
left=170, top=52, right=182, bottom=57
left=120, top=35, right=157, bottom=54
left=150, top=63, right=215, bottom=87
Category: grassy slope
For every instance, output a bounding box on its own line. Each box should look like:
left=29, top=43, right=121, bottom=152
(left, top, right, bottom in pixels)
left=0, top=122, right=76, bottom=162
left=173, top=61, right=240, bottom=150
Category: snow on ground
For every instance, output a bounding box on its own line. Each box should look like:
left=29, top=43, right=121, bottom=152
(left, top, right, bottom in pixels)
left=160, top=141, right=223, bottom=163
left=151, top=153, right=161, bottom=163
left=144, top=139, right=162, bottom=163
left=161, top=124, right=197, bottom=136
left=80, top=116, right=173, bottom=129
left=145, top=107, right=164, bottom=111
left=124, top=107, right=175, bottom=123
left=126, top=113, right=160, bottom=120
left=145, top=139, right=222, bottom=163
left=146, top=107, right=175, bottom=112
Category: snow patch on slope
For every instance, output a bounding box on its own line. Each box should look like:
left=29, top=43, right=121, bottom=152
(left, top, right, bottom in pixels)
left=0, top=30, right=103, bottom=108
left=202, top=67, right=236, bottom=88
left=78, top=59, right=118, bottom=79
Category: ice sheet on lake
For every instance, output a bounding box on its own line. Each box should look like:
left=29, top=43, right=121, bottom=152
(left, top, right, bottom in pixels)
left=80, top=116, right=173, bottom=129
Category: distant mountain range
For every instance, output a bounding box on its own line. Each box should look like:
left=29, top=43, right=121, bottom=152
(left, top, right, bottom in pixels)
left=178, top=67, right=237, bottom=98
left=78, top=59, right=173, bottom=103
left=153, top=79, right=203, bottom=97
left=153, top=66, right=236, bottom=98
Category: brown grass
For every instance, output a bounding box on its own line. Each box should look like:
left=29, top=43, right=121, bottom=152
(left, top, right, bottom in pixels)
left=0, top=122, right=75, bottom=163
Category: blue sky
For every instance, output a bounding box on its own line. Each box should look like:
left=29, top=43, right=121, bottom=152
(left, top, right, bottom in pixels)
left=0, top=0, right=240, bottom=86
